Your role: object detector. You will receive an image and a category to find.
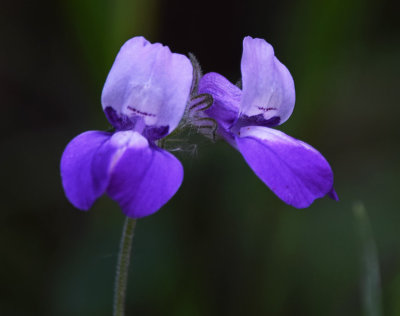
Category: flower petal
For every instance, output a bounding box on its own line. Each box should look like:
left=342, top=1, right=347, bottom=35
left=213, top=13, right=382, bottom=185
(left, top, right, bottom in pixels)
left=328, top=188, right=339, bottom=201
left=60, top=131, right=111, bottom=210
left=239, top=36, right=295, bottom=127
left=101, top=36, right=193, bottom=140
left=93, top=130, right=183, bottom=218
left=236, top=126, right=335, bottom=208
left=198, top=72, right=241, bottom=131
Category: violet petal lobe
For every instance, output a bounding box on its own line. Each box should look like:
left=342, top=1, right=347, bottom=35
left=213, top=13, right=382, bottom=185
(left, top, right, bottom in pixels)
left=236, top=126, right=335, bottom=208
left=239, top=36, right=295, bottom=126
left=198, top=72, right=241, bottom=131
left=328, top=188, right=339, bottom=201
left=93, top=130, right=184, bottom=219
left=60, top=131, right=111, bottom=210
left=101, top=36, right=193, bottom=139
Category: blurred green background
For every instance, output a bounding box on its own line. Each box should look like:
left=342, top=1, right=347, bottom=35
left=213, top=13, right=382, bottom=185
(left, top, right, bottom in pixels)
left=1, top=0, right=399, bottom=315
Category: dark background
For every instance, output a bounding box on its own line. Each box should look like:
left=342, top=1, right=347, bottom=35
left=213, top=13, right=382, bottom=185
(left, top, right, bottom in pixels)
left=1, top=0, right=400, bottom=315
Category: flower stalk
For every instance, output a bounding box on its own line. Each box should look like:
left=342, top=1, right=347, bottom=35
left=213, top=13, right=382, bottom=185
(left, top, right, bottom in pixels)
left=113, top=217, right=136, bottom=316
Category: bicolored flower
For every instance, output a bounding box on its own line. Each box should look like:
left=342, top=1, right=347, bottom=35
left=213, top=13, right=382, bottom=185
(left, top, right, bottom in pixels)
left=195, top=36, right=337, bottom=208
left=60, top=37, right=193, bottom=218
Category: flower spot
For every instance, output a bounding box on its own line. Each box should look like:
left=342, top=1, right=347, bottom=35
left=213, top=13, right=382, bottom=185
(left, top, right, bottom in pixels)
left=257, top=106, right=277, bottom=112
left=127, top=106, right=156, bottom=117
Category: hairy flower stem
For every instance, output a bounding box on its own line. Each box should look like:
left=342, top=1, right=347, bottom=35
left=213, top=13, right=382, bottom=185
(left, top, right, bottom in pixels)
left=113, top=217, right=136, bottom=316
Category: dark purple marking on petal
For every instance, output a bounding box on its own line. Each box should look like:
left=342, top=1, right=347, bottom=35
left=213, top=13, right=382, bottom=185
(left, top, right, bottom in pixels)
left=127, top=106, right=156, bottom=117
left=257, top=106, right=277, bottom=112
left=104, top=106, right=168, bottom=140
left=234, top=114, right=281, bottom=131
left=105, top=106, right=137, bottom=130
left=143, top=125, right=169, bottom=141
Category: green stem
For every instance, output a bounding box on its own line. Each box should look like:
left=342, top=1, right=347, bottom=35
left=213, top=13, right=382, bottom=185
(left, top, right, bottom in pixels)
left=113, top=217, right=137, bottom=316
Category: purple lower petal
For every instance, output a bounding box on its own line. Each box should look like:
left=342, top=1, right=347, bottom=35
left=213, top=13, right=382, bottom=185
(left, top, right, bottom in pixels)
left=60, top=131, right=111, bottom=210
left=236, top=126, right=335, bottom=208
left=93, top=131, right=183, bottom=218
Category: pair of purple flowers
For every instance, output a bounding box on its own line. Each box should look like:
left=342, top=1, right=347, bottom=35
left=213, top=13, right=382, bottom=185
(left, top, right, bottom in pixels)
left=61, top=36, right=337, bottom=219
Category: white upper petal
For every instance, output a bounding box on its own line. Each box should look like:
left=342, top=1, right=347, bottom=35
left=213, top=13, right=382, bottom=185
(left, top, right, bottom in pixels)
left=240, top=36, right=295, bottom=125
left=101, top=36, right=193, bottom=136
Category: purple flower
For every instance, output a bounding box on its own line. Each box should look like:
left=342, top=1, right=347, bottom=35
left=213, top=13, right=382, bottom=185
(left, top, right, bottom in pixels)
left=60, top=37, right=193, bottom=218
left=195, top=36, right=338, bottom=208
